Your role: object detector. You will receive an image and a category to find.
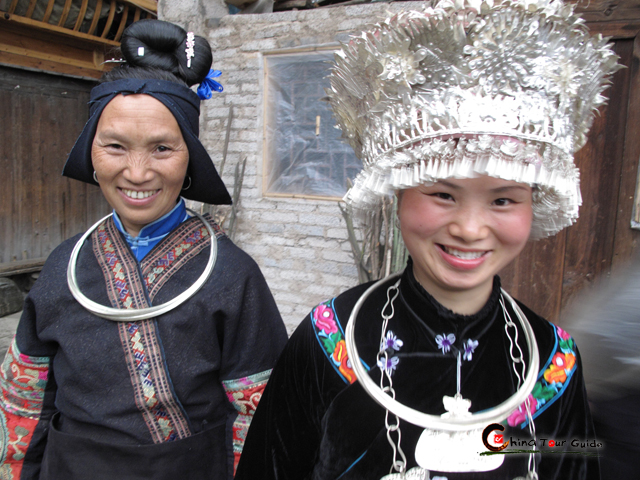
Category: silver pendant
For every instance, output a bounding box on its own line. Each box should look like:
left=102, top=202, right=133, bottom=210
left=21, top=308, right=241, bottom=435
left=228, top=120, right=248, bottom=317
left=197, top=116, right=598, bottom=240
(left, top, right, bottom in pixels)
left=380, top=466, right=430, bottom=480
left=414, top=395, right=504, bottom=473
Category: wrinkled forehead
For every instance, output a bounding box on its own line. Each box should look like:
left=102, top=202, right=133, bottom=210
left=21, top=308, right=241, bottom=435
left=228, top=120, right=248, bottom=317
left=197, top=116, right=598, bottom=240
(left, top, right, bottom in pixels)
left=95, top=93, right=182, bottom=133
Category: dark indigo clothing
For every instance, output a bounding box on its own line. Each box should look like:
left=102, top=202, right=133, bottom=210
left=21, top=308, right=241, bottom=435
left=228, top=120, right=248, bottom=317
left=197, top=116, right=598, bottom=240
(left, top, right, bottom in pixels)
left=236, top=263, right=598, bottom=480
left=1, top=214, right=287, bottom=480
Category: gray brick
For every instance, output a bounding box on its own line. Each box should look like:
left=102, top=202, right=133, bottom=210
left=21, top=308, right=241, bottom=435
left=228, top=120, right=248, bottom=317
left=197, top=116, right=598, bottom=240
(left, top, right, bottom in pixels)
left=326, top=228, right=349, bottom=240
left=283, top=246, right=317, bottom=260
left=321, top=249, right=353, bottom=264
left=299, top=213, right=342, bottom=227
left=289, top=224, right=324, bottom=237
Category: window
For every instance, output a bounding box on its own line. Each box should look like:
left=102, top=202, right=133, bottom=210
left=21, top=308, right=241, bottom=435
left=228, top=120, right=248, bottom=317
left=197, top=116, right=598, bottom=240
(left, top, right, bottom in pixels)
left=263, top=50, right=362, bottom=199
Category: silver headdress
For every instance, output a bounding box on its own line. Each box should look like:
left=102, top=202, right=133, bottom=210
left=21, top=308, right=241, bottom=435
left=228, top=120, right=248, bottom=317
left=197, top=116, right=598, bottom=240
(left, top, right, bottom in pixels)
left=327, top=0, right=621, bottom=239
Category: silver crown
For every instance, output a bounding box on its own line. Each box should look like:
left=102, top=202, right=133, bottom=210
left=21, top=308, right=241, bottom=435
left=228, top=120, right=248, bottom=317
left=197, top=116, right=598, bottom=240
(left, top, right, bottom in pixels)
left=327, top=0, right=621, bottom=239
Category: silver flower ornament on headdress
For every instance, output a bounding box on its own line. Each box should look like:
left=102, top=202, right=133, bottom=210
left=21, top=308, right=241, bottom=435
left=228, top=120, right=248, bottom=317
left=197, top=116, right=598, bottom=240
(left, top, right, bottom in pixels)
left=327, top=0, right=621, bottom=238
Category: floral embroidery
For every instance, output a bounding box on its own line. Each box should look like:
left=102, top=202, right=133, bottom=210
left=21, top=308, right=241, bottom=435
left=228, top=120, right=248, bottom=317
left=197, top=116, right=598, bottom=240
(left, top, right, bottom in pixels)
left=556, top=326, right=572, bottom=341
left=310, top=299, right=368, bottom=384
left=435, top=333, right=456, bottom=353
left=1, top=339, right=50, bottom=479
left=222, top=370, right=272, bottom=475
left=435, top=334, right=479, bottom=362
left=314, top=305, right=338, bottom=335
left=507, top=326, right=578, bottom=428
left=377, top=330, right=404, bottom=376
left=506, top=393, right=538, bottom=427
left=463, top=339, right=479, bottom=361
left=377, top=356, right=400, bottom=375
left=381, top=331, right=404, bottom=352
left=543, top=352, right=576, bottom=384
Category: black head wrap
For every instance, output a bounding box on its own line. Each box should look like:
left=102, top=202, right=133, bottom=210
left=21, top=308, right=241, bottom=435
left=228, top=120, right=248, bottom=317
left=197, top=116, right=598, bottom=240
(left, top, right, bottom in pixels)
left=62, top=78, right=231, bottom=205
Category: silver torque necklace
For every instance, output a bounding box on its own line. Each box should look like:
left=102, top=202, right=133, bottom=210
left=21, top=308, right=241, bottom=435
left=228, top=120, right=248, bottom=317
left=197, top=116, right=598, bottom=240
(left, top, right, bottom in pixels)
left=66, top=209, right=217, bottom=322
left=344, top=273, right=539, bottom=479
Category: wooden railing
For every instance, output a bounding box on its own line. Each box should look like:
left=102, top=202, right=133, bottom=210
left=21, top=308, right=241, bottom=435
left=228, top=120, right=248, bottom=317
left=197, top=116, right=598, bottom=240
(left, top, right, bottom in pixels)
left=0, top=0, right=157, bottom=78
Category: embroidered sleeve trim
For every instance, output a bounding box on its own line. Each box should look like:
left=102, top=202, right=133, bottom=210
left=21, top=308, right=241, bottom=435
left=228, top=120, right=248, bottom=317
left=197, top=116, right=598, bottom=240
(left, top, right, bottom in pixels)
left=1, top=338, right=50, bottom=478
left=310, top=298, right=370, bottom=385
left=507, top=325, right=578, bottom=429
left=222, top=369, right=273, bottom=475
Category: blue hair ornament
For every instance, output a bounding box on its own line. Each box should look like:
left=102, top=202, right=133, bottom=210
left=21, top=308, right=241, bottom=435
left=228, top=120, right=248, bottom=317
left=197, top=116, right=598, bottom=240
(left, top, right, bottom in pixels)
left=197, top=69, right=223, bottom=100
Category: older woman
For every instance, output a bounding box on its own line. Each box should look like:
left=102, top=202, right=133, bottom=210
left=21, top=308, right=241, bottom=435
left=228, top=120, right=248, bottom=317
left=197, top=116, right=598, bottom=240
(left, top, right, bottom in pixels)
left=0, top=20, right=287, bottom=480
left=236, top=1, right=619, bottom=479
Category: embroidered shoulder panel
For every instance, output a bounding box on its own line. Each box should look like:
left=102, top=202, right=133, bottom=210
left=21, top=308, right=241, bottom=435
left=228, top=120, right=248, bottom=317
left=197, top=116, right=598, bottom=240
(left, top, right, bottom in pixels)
left=507, top=325, right=578, bottom=429
left=222, top=369, right=272, bottom=475
left=310, top=299, right=369, bottom=385
left=1, top=339, right=50, bottom=479
left=141, top=213, right=224, bottom=298
left=93, top=218, right=149, bottom=310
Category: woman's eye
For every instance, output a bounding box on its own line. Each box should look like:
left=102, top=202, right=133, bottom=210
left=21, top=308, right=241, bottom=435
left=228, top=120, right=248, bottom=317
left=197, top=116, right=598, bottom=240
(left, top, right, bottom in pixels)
left=493, top=198, right=513, bottom=206
left=106, top=143, right=123, bottom=150
left=431, top=192, right=453, bottom=201
left=156, top=145, right=171, bottom=153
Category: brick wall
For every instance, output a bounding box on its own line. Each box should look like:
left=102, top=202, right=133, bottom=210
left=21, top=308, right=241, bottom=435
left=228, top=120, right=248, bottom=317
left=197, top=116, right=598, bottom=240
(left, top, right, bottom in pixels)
left=160, top=1, right=418, bottom=332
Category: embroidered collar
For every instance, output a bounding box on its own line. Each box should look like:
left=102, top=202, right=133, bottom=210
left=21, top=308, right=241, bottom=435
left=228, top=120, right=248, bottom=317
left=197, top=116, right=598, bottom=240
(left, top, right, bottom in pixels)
left=113, top=198, right=189, bottom=261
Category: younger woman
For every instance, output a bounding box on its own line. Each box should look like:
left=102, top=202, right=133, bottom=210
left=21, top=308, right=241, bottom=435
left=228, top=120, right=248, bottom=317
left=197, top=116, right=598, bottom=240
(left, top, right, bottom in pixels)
left=236, top=1, right=619, bottom=479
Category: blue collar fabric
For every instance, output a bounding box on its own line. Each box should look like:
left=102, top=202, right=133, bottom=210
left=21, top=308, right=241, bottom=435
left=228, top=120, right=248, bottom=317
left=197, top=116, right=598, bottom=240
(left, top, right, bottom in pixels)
left=113, top=198, right=189, bottom=261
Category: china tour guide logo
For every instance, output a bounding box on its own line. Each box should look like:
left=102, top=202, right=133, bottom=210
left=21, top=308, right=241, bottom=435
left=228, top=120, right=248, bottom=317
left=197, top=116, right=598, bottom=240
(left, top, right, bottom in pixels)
left=481, top=423, right=601, bottom=457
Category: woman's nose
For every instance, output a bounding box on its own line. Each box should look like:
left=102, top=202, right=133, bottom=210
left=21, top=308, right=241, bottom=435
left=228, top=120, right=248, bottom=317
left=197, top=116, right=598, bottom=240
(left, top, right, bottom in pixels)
left=448, top=206, right=489, bottom=242
left=122, top=154, right=153, bottom=183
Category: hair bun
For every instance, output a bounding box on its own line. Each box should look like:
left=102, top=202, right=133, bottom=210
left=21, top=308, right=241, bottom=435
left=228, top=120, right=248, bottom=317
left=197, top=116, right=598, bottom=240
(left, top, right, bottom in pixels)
left=120, top=19, right=212, bottom=87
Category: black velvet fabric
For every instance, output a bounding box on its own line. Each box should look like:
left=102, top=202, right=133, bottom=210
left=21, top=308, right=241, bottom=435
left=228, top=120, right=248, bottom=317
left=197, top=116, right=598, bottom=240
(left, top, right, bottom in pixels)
left=13, top=217, right=287, bottom=479
left=236, top=262, right=599, bottom=480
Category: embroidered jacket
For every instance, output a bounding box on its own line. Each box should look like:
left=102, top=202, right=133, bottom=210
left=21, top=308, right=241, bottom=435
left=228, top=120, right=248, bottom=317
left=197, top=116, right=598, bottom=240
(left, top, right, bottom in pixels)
left=0, top=214, right=287, bottom=480
left=236, top=262, right=598, bottom=480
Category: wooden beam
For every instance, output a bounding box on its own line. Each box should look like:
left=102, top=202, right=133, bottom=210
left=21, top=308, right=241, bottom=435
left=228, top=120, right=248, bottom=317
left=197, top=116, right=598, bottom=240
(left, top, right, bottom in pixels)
left=7, top=0, right=19, bottom=15
left=58, top=0, right=73, bottom=27
left=74, top=0, right=90, bottom=31
left=122, top=0, right=157, bottom=14
left=0, top=259, right=46, bottom=277
left=0, top=13, right=120, bottom=48
left=88, top=0, right=103, bottom=36
left=585, top=20, right=640, bottom=39
left=572, top=0, right=640, bottom=23
left=100, top=0, right=117, bottom=39
left=0, top=51, right=102, bottom=79
left=42, top=0, right=56, bottom=24
left=0, top=25, right=115, bottom=79
left=114, top=5, right=130, bottom=42
left=0, top=33, right=106, bottom=71
left=25, top=0, right=38, bottom=19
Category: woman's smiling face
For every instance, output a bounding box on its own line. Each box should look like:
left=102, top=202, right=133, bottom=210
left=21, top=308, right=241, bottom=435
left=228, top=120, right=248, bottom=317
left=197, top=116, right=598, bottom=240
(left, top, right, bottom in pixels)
left=398, top=175, right=533, bottom=314
left=91, top=94, right=189, bottom=237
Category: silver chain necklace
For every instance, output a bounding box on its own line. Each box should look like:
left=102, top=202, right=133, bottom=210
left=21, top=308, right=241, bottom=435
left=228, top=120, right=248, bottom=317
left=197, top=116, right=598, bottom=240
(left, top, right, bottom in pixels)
left=344, top=273, right=539, bottom=480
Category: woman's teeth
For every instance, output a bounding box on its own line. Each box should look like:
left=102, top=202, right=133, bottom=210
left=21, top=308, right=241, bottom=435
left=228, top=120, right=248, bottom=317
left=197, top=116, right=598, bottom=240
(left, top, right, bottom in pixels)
left=122, top=189, right=157, bottom=199
left=442, top=246, right=485, bottom=259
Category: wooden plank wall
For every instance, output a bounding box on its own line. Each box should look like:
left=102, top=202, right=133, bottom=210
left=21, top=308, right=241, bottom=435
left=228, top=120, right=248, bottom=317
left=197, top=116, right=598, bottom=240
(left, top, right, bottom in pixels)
left=500, top=10, right=640, bottom=323
left=0, top=66, right=110, bottom=275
